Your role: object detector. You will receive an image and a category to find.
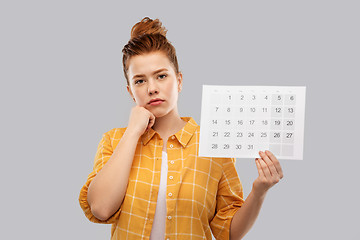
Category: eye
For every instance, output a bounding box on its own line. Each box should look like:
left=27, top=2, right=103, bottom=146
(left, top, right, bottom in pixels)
left=134, top=79, right=144, bottom=85
left=158, top=74, right=167, bottom=79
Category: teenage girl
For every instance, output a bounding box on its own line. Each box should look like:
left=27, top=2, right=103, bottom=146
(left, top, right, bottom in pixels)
left=79, top=17, right=283, bottom=240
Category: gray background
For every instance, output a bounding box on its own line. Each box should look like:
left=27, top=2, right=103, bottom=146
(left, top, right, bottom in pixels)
left=1, top=0, right=359, bottom=239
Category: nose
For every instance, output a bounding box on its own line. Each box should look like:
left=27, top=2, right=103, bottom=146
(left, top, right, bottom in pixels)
left=147, top=79, right=159, bottom=95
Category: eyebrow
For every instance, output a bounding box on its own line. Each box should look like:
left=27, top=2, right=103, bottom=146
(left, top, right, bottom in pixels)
left=132, top=68, right=168, bottom=80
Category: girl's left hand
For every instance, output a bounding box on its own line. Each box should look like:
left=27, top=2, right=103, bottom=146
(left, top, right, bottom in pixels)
left=252, top=150, right=284, bottom=197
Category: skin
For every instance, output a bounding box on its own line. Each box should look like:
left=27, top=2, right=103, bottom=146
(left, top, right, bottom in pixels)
left=125, top=51, right=284, bottom=239
left=88, top=50, right=284, bottom=239
left=87, top=51, right=186, bottom=220
left=126, top=51, right=187, bottom=148
left=229, top=150, right=283, bottom=239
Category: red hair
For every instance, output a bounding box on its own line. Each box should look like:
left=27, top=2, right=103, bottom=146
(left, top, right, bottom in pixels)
left=122, top=17, right=180, bottom=85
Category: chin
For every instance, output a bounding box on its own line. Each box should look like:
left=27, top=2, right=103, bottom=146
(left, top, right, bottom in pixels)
left=153, top=112, right=168, bottom=118
left=152, top=109, right=171, bottom=118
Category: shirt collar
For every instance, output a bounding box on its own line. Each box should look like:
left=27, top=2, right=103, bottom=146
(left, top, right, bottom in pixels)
left=140, top=117, right=198, bottom=147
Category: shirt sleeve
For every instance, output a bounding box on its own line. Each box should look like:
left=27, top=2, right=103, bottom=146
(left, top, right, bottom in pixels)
left=78, top=130, right=122, bottom=224
left=210, top=157, right=244, bottom=240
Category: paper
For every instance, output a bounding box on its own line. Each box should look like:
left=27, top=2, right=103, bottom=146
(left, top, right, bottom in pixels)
left=199, top=85, right=306, bottom=160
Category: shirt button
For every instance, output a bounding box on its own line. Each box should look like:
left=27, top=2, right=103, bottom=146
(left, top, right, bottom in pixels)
left=171, top=136, right=175, bottom=140
left=169, top=144, right=173, bottom=148
left=170, top=160, right=174, bottom=164
left=167, top=216, right=172, bottom=220
left=169, top=176, right=173, bottom=180
left=168, top=192, right=172, bottom=197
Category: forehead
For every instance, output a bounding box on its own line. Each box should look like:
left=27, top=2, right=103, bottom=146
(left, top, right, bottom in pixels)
left=127, top=51, right=174, bottom=76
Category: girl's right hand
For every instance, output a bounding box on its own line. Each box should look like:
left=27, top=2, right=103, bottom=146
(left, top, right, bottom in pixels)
left=126, top=105, right=156, bottom=136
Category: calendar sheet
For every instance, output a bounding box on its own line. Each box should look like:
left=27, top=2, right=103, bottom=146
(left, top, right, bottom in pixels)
left=199, top=85, right=306, bottom=160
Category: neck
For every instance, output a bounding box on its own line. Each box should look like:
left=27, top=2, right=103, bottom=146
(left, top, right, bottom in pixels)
left=152, top=109, right=186, bottom=140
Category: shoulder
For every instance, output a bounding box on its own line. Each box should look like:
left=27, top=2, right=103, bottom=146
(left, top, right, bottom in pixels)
left=102, top=127, right=127, bottom=140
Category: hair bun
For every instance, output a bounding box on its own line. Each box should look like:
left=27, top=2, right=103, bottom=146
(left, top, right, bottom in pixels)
left=130, top=17, right=168, bottom=39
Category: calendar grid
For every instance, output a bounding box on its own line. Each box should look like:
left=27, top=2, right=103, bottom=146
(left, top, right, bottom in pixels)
left=199, top=85, right=306, bottom=160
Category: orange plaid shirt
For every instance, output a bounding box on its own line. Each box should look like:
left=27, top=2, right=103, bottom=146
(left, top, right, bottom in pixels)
left=79, top=117, right=244, bottom=240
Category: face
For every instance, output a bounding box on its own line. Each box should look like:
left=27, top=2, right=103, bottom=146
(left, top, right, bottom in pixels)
left=126, top=51, right=183, bottom=118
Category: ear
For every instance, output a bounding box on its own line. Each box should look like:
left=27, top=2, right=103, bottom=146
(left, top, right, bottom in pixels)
left=127, top=85, right=136, bottom=102
left=177, top=72, right=183, bottom=92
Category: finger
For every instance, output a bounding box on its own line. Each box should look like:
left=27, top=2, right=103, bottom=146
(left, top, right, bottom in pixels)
left=259, top=151, right=278, bottom=178
left=255, top=158, right=265, bottom=177
left=147, top=112, right=156, bottom=130
left=265, top=150, right=284, bottom=179
left=257, top=154, right=272, bottom=179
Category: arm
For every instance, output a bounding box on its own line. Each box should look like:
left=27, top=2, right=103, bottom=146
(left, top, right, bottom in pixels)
left=229, top=150, right=284, bottom=240
left=87, top=129, right=141, bottom=221
left=86, top=106, right=155, bottom=221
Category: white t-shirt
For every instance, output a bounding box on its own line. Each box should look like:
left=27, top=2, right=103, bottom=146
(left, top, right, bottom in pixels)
left=150, top=151, right=168, bottom=239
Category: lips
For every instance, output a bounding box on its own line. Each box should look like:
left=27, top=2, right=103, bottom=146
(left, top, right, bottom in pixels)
left=148, top=98, right=164, bottom=104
